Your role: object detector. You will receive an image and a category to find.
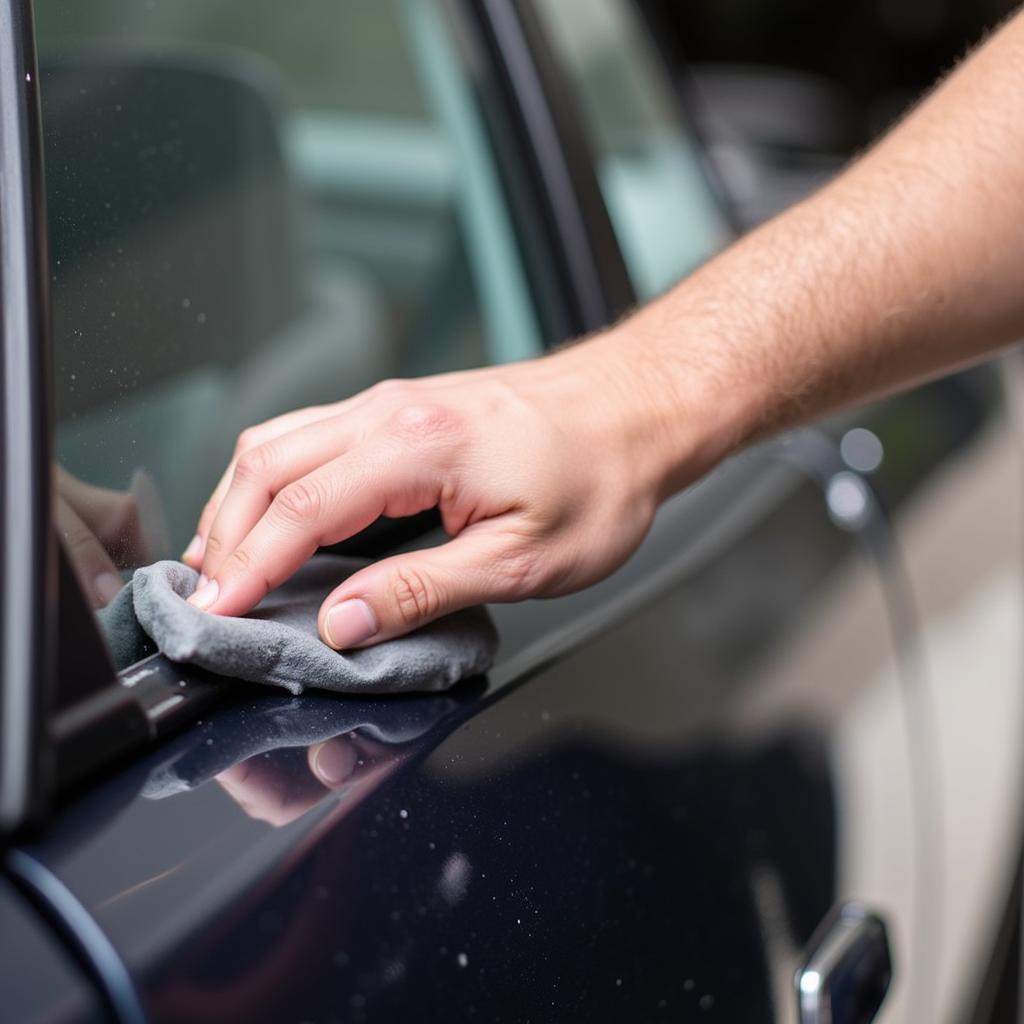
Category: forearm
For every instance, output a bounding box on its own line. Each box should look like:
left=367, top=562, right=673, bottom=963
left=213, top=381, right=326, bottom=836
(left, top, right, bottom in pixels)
left=591, top=8, right=1024, bottom=496
left=184, top=10, right=1024, bottom=640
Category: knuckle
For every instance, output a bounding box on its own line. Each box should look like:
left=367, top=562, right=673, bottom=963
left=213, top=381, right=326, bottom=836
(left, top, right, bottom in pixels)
left=371, top=378, right=403, bottom=398
left=234, top=427, right=261, bottom=456
left=392, top=566, right=443, bottom=626
left=227, top=544, right=259, bottom=575
left=233, top=444, right=277, bottom=485
left=203, top=532, right=226, bottom=557
left=497, top=543, right=545, bottom=597
left=274, top=478, right=327, bottom=525
left=224, top=545, right=273, bottom=598
left=389, top=403, right=462, bottom=444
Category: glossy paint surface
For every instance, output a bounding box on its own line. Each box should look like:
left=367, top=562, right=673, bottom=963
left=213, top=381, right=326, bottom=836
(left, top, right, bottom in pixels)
left=0, top=875, right=107, bottom=1023
left=19, top=452, right=921, bottom=1022
left=4, top=0, right=1020, bottom=1017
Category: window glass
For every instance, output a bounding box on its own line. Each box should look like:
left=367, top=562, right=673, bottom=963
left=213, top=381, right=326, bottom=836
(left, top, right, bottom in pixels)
left=534, top=0, right=731, bottom=299
left=35, top=0, right=542, bottom=640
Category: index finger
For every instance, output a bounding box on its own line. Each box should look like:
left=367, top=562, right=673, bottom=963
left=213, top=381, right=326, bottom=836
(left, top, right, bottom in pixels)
left=185, top=404, right=340, bottom=567
left=199, top=413, right=363, bottom=582
left=188, top=445, right=437, bottom=617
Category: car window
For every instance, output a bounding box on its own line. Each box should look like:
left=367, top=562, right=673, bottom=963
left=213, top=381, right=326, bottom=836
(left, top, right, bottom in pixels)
left=533, top=0, right=731, bottom=299
left=34, top=0, right=543, bottom=655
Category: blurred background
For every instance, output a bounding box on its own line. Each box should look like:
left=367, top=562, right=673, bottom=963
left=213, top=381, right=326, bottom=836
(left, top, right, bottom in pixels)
left=640, top=0, right=1021, bottom=224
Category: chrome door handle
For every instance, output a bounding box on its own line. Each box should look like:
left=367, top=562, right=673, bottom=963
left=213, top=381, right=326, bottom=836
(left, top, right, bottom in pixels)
left=795, top=902, right=893, bottom=1024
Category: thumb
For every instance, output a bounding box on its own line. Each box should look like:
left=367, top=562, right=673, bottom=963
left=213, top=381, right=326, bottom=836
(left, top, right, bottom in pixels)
left=317, top=528, right=530, bottom=648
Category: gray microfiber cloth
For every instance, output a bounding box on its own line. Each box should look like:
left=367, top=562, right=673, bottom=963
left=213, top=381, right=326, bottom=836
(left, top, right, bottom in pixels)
left=101, top=556, right=497, bottom=695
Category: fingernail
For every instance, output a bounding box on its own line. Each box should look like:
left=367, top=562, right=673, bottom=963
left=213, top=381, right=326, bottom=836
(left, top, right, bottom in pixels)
left=182, top=534, right=204, bottom=564
left=324, top=599, right=378, bottom=649
left=312, top=742, right=357, bottom=786
left=188, top=578, right=220, bottom=611
left=198, top=573, right=208, bottom=588
left=94, top=571, right=123, bottom=605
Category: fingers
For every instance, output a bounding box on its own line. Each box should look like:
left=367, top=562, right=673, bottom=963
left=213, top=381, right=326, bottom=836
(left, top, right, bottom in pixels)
left=188, top=445, right=438, bottom=617
left=56, top=495, right=124, bottom=608
left=184, top=381, right=480, bottom=569
left=317, top=523, right=534, bottom=648
left=184, top=404, right=340, bottom=567
left=198, top=414, right=361, bottom=581
left=184, top=382, right=461, bottom=566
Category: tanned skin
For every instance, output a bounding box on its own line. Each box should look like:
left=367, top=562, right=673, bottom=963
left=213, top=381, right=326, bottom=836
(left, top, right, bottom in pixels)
left=182, top=10, right=1024, bottom=650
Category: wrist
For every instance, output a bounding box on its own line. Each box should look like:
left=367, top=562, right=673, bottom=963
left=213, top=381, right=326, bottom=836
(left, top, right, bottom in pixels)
left=574, top=317, right=763, bottom=502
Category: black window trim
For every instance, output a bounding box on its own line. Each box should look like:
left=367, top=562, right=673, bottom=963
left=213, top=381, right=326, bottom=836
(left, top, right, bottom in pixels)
left=442, top=0, right=576, bottom=349
left=633, top=0, right=745, bottom=235
left=470, top=0, right=636, bottom=335
left=0, top=0, right=56, bottom=834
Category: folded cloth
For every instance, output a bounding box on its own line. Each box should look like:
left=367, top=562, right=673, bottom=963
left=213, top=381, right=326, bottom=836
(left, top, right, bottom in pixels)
left=115, top=556, right=497, bottom=695
left=97, top=582, right=156, bottom=670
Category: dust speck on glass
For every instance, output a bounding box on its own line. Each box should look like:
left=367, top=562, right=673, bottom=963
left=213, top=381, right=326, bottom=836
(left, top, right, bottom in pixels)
left=36, top=0, right=542, bottom=659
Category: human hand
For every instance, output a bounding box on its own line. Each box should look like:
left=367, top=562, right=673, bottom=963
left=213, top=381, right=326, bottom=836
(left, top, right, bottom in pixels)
left=184, top=338, right=699, bottom=647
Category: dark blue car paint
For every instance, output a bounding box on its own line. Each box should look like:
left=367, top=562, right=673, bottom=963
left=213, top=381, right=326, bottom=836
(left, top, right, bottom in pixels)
left=0, top=873, right=107, bottom=1023
left=10, top=452, right=919, bottom=1021
left=1, top=0, right=1017, bottom=1018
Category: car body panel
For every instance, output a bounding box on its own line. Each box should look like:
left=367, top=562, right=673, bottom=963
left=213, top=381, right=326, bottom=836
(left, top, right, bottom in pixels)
left=876, top=364, right=1024, bottom=1022
left=0, top=874, right=108, bottom=1023
left=17, top=450, right=921, bottom=1022
left=2, top=1, right=1021, bottom=1021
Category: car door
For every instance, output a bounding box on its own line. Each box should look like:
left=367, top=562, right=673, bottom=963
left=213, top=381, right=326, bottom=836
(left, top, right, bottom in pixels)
left=864, top=361, right=1024, bottom=1022
left=519, top=0, right=925, bottom=1017
left=620, top=0, right=1024, bottom=1014
left=6, top=1, right=922, bottom=1023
